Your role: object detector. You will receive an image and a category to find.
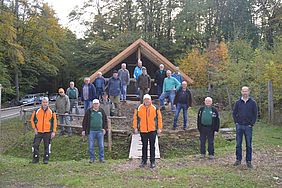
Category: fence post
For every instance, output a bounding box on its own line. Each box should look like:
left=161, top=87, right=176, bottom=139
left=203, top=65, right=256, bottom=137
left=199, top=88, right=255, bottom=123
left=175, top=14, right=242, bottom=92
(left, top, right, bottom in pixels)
left=107, top=117, right=112, bottom=152
left=268, top=80, right=274, bottom=123
left=0, top=84, right=2, bottom=126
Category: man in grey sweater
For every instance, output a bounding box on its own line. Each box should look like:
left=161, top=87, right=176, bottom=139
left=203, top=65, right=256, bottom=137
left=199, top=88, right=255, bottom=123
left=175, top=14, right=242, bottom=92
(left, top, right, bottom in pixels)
left=118, top=63, right=130, bottom=102
left=55, top=88, right=71, bottom=136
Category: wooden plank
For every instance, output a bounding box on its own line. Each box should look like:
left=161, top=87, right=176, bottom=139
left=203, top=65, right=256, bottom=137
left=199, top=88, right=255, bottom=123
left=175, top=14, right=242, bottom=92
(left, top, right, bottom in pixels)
left=129, top=133, right=160, bottom=159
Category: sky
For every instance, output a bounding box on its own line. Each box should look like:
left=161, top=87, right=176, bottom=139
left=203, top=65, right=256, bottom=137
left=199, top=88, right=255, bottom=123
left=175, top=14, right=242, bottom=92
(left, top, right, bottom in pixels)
left=44, top=0, right=86, bottom=38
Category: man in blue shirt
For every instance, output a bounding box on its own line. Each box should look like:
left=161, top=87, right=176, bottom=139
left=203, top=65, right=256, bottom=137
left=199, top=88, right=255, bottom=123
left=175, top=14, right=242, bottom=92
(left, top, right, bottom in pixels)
left=133, top=59, right=143, bottom=97
left=173, top=81, right=192, bottom=130
left=172, top=66, right=183, bottom=83
left=94, top=72, right=106, bottom=100
left=81, top=77, right=97, bottom=112
left=233, top=86, right=258, bottom=168
left=108, top=70, right=122, bottom=116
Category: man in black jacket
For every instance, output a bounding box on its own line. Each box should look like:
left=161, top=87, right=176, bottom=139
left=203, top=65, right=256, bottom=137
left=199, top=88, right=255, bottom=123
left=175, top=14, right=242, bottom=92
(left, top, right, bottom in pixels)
left=173, top=81, right=192, bottom=130
left=82, top=99, right=108, bottom=163
left=154, top=64, right=166, bottom=97
left=197, top=97, right=220, bottom=160
left=233, top=86, right=257, bottom=168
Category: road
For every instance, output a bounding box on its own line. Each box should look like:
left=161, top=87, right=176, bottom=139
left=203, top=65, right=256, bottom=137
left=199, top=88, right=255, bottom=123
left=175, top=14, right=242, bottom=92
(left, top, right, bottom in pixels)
left=0, top=103, right=55, bottom=121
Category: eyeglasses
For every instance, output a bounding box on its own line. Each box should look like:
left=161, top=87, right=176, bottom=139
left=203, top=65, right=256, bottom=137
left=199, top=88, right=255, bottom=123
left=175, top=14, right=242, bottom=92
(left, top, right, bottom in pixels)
left=59, top=92, right=64, bottom=93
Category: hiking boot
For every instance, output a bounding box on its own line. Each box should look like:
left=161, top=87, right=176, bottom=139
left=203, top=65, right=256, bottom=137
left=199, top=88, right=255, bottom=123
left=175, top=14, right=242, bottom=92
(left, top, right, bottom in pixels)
left=32, top=158, right=39, bottom=164
left=200, top=154, right=205, bottom=159
left=99, top=160, right=105, bottom=163
left=139, top=161, right=147, bottom=168
left=89, top=160, right=95, bottom=163
left=208, top=155, right=215, bottom=160
left=150, top=162, right=156, bottom=169
left=246, top=161, right=253, bottom=168
left=183, top=127, right=187, bottom=130
left=172, top=127, right=176, bottom=130
left=233, top=160, right=241, bottom=166
left=43, top=159, right=49, bottom=164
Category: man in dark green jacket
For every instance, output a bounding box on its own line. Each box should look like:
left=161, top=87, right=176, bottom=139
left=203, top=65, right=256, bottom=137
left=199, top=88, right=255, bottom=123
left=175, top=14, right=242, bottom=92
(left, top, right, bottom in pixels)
left=82, top=99, right=108, bottom=163
left=197, top=97, right=220, bottom=160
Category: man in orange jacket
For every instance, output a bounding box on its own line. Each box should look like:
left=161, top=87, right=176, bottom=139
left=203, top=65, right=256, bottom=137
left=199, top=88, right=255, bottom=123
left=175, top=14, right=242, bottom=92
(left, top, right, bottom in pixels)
left=30, top=97, right=57, bottom=164
left=133, top=94, right=163, bottom=168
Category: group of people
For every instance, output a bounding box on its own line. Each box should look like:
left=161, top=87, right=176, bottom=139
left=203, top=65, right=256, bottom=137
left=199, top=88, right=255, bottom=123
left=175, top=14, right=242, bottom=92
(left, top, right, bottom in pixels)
left=30, top=60, right=257, bottom=170
left=133, top=86, right=257, bottom=169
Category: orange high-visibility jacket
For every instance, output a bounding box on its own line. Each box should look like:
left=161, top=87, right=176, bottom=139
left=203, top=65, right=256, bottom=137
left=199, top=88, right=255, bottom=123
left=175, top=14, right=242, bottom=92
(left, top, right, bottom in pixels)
left=132, top=104, right=163, bottom=133
left=30, top=107, right=57, bottom=133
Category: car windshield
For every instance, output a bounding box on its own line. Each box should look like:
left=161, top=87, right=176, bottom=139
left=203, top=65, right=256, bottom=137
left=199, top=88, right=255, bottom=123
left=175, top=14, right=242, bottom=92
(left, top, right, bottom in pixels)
left=23, top=95, right=33, bottom=99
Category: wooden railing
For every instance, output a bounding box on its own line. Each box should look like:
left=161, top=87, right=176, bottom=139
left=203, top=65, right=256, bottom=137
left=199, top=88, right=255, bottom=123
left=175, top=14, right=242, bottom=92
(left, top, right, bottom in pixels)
left=22, top=109, right=126, bottom=151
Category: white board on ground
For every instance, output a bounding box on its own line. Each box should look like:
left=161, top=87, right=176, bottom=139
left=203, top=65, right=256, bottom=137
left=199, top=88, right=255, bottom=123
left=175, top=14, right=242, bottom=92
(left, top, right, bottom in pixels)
left=129, top=133, right=160, bottom=159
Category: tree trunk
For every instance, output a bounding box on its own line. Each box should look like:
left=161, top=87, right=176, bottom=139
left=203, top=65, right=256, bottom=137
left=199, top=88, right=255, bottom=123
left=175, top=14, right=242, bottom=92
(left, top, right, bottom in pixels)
left=15, top=68, right=19, bottom=101
left=268, top=80, right=274, bottom=123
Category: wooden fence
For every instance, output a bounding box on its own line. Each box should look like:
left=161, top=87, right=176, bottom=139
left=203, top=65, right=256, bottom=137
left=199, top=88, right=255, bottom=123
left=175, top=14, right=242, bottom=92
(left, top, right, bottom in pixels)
left=22, top=109, right=127, bottom=152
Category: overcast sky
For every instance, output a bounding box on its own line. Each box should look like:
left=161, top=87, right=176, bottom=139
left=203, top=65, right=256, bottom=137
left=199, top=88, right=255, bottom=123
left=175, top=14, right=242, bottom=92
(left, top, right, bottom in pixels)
left=44, top=0, right=86, bottom=38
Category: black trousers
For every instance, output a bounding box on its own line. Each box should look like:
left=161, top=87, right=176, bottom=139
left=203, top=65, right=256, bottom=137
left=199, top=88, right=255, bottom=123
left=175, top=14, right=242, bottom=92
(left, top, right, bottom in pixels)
left=33, top=132, right=51, bottom=160
left=199, top=126, right=215, bottom=155
left=140, top=131, right=157, bottom=163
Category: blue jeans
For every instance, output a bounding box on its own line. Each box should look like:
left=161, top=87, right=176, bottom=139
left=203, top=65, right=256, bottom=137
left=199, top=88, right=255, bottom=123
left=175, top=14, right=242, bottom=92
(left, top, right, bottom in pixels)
left=199, top=126, right=214, bottom=155
left=236, top=123, right=253, bottom=162
left=173, top=103, right=188, bottom=128
left=159, top=90, right=176, bottom=111
left=156, top=85, right=163, bottom=98
left=88, top=130, right=104, bottom=161
left=84, top=100, right=92, bottom=112
left=120, top=85, right=127, bottom=101
left=96, top=88, right=104, bottom=99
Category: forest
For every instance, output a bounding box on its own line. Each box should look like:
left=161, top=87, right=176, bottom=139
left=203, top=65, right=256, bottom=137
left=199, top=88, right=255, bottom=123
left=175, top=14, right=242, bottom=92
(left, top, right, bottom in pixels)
left=0, top=0, right=281, bottom=119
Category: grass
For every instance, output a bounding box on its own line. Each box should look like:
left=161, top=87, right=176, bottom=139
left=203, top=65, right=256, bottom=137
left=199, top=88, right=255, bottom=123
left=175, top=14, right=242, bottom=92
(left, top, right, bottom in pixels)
left=0, top=118, right=281, bottom=187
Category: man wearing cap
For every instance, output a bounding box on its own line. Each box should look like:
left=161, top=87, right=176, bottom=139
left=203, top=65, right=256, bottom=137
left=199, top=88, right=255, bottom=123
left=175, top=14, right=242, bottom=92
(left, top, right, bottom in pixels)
left=55, top=88, right=71, bottom=136
left=94, top=72, right=106, bottom=100
left=133, top=94, right=163, bottom=168
left=107, top=70, right=122, bottom=116
left=82, top=99, right=108, bottom=163
left=137, top=67, right=151, bottom=103
left=30, top=97, right=57, bottom=164
left=118, top=63, right=130, bottom=102
left=81, top=77, right=97, bottom=112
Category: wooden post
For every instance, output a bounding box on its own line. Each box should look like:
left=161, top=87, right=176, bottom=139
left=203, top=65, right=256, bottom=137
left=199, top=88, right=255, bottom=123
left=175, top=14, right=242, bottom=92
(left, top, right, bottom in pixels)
left=268, top=80, right=274, bottom=123
left=107, top=117, right=112, bottom=152
left=0, top=84, right=2, bottom=126
left=137, top=47, right=141, bottom=61
left=23, top=110, right=28, bottom=134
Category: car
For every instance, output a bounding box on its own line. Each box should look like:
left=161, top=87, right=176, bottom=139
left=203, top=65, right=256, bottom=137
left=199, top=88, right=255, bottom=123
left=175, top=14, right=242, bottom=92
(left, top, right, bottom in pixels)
left=48, top=93, right=58, bottom=101
left=19, top=94, right=37, bottom=105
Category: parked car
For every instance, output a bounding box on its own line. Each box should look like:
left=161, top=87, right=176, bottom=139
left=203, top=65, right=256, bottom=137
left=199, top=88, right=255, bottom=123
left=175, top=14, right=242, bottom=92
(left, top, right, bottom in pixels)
left=19, top=94, right=38, bottom=105
left=49, top=93, right=58, bottom=101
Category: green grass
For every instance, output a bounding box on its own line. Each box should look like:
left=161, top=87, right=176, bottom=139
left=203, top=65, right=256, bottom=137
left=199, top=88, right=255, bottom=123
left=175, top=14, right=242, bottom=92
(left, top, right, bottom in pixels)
left=0, top=154, right=277, bottom=187
left=0, top=118, right=281, bottom=187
